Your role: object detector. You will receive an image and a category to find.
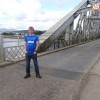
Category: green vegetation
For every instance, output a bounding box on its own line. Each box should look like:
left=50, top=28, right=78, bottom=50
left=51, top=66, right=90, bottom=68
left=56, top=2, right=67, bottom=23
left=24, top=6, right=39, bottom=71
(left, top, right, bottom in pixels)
left=2, top=32, right=14, bottom=35
left=2, top=30, right=46, bottom=36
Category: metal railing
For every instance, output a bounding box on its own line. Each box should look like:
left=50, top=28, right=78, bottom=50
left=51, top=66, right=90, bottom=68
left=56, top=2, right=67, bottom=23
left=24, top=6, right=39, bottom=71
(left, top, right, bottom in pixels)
left=1, top=35, right=25, bottom=61
left=4, top=45, right=25, bottom=61
left=3, top=34, right=40, bottom=61
left=0, top=35, right=5, bottom=62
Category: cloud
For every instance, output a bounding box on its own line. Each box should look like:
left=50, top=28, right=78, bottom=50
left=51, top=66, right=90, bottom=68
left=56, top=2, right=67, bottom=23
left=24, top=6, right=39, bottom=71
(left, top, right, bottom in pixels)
left=0, top=0, right=72, bottom=30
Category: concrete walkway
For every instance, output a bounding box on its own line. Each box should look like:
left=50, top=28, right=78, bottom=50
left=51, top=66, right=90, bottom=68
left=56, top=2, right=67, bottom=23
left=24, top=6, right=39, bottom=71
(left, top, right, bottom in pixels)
left=79, top=58, right=100, bottom=100
left=0, top=40, right=100, bottom=100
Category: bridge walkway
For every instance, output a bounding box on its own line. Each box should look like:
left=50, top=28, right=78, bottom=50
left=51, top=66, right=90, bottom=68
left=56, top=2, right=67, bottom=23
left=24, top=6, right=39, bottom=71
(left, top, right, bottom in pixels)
left=0, top=40, right=100, bottom=100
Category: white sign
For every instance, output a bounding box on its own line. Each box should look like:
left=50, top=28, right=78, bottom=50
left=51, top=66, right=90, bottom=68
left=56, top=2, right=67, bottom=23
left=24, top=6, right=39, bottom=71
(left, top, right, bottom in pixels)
left=92, top=3, right=100, bottom=11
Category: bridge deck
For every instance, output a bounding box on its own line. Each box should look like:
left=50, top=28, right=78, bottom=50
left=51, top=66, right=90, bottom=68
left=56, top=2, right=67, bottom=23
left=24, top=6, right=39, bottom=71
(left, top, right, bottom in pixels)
left=0, top=40, right=100, bottom=100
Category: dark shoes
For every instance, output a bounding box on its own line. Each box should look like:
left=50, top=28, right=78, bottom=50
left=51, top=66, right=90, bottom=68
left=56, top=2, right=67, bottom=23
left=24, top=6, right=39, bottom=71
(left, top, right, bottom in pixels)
left=24, top=74, right=31, bottom=79
left=36, top=74, right=42, bottom=78
left=24, top=74, right=42, bottom=79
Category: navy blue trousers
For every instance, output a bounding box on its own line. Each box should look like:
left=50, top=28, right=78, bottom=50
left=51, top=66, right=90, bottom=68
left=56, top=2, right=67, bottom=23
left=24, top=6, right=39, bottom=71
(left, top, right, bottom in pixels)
left=25, top=53, right=40, bottom=75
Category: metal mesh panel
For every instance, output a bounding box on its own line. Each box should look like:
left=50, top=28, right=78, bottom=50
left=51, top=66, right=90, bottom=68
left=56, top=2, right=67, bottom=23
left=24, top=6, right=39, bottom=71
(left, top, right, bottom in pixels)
left=4, top=45, right=25, bottom=61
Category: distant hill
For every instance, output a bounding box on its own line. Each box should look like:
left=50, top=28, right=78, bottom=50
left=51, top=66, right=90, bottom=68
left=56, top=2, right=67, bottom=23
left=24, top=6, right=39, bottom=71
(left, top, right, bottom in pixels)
left=0, top=28, right=16, bottom=32
left=1, top=29, right=46, bottom=35
left=0, top=28, right=46, bottom=35
left=13, top=30, right=46, bottom=35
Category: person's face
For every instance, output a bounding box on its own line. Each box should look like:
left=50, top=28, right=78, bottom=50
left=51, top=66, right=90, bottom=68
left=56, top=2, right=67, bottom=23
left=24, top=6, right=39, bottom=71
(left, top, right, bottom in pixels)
left=28, top=29, right=34, bottom=34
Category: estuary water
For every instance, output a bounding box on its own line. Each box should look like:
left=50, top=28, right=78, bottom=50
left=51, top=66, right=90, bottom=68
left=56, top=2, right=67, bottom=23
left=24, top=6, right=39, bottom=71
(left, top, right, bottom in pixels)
left=4, top=38, right=24, bottom=47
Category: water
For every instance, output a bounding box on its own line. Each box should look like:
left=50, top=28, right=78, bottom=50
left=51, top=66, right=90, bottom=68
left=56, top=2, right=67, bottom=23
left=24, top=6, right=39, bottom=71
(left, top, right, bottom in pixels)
left=4, top=38, right=24, bottom=47
left=3, top=35, right=41, bottom=47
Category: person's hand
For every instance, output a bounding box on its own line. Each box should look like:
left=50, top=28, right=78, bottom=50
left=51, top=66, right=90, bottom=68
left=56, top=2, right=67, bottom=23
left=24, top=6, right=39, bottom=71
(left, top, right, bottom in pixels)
left=24, top=49, right=27, bottom=53
left=34, top=51, right=37, bottom=54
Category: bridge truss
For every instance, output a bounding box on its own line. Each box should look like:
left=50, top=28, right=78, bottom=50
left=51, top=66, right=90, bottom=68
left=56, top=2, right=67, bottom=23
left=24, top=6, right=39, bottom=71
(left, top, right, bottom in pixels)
left=38, top=0, right=100, bottom=52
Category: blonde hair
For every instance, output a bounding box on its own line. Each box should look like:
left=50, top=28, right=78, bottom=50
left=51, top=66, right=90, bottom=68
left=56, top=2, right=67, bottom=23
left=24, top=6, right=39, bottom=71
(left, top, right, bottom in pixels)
left=28, top=26, right=34, bottom=31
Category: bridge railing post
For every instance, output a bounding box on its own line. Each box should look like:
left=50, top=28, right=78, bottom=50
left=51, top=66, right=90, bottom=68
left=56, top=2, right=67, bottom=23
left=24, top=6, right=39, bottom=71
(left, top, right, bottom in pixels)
left=0, top=35, right=5, bottom=62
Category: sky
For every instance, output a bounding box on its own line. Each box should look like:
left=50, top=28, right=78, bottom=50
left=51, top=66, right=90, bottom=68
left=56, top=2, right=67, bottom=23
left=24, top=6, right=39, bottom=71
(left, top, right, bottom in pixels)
left=0, top=0, right=82, bottom=30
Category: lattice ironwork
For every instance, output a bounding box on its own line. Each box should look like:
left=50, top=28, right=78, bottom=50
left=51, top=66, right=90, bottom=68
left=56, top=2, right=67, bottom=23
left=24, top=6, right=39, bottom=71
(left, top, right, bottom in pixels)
left=4, top=45, right=25, bottom=61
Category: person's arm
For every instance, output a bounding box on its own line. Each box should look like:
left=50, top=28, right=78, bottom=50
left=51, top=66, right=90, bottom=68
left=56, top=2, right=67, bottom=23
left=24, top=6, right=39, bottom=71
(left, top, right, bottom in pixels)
left=24, top=36, right=27, bottom=53
left=34, top=36, right=39, bottom=53
left=35, top=42, right=39, bottom=52
left=24, top=43, right=27, bottom=49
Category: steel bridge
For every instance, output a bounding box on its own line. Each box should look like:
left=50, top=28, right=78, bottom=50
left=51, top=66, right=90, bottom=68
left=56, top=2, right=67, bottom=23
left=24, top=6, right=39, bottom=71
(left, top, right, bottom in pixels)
left=0, top=0, right=100, bottom=61
left=1, top=0, right=100, bottom=100
left=37, top=0, right=100, bottom=52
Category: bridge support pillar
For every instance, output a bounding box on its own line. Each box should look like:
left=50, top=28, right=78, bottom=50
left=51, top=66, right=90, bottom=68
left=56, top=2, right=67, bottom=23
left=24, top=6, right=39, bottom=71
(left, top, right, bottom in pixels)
left=0, top=35, right=5, bottom=62
left=65, top=23, right=73, bottom=45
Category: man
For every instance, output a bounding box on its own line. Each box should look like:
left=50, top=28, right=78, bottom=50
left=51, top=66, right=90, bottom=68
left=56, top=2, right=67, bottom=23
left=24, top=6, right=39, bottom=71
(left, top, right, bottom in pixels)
left=24, top=26, right=41, bottom=79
